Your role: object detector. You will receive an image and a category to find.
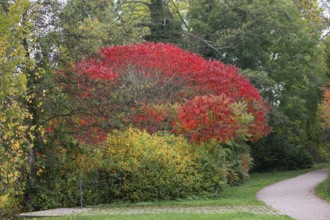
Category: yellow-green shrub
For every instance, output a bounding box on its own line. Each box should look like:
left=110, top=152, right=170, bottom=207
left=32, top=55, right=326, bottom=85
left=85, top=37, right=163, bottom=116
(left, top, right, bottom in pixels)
left=0, top=194, right=21, bottom=219
left=24, top=128, right=252, bottom=209
left=80, top=128, right=227, bottom=204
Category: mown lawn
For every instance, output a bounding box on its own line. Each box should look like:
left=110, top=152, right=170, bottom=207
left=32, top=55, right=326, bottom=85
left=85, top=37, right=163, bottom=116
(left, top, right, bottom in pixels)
left=33, top=164, right=328, bottom=220
left=93, top=164, right=328, bottom=208
left=41, top=213, right=292, bottom=220
left=316, top=169, right=330, bottom=202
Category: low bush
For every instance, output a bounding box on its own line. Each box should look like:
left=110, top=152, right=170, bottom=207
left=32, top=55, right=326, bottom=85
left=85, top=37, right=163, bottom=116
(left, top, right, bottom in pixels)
left=251, top=134, right=313, bottom=171
left=27, top=128, right=253, bottom=209
left=0, top=195, right=22, bottom=219
left=80, top=128, right=228, bottom=205
left=26, top=135, right=83, bottom=211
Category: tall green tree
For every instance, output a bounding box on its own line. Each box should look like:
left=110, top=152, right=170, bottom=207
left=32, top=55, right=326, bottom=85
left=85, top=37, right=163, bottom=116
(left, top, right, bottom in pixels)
left=0, top=0, right=58, bottom=211
left=0, top=0, right=67, bottom=211
left=142, top=0, right=183, bottom=43
left=111, top=0, right=187, bottom=44
left=187, top=0, right=328, bottom=170
left=59, top=0, right=146, bottom=62
left=0, top=0, right=31, bottom=201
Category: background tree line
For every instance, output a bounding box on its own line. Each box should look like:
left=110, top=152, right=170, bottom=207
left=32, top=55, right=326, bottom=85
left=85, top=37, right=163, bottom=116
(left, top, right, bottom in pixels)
left=0, top=0, right=329, bottom=215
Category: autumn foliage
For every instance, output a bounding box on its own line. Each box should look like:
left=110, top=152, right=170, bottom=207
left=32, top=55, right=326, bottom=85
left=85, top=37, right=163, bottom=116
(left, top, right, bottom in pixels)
left=77, top=128, right=227, bottom=203
left=68, top=43, right=270, bottom=143
left=320, top=88, right=330, bottom=128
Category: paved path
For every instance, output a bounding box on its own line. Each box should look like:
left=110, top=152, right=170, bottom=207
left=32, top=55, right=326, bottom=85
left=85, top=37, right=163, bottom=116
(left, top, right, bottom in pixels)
left=257, top=169, right=330, bottom=220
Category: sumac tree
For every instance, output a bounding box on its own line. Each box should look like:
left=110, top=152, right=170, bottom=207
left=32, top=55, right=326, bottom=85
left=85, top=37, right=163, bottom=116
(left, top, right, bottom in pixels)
left=61, top=43, right=270, bottom=144
left=319, top=87, right=330, bottom=159
left=320, top=88, right=330, bottom=128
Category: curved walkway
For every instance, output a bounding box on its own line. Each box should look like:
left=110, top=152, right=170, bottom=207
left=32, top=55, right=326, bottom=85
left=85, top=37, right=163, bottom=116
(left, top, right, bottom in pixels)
left=257, top=169, right=330, bottom=220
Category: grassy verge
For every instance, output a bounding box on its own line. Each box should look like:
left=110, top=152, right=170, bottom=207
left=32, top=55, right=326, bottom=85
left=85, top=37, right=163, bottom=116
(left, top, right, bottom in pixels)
left=32, top=164, right=328, bottom=220
left=316, top=170, right=330, bottom=202
left=36, top=213, right=292, bottom=220
left=93, top=164, right=328, bottom=208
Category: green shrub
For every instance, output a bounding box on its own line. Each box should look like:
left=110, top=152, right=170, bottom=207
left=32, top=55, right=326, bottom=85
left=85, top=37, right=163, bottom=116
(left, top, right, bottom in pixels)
left=224, top=142, right=252, bottom=185
left=25, top=137, right=83, bottom=211
left=27, top=185, right=61, bottom=211
left=251, top=134, right=313, bottom=171
left=0, top=195, right=22, bottom=219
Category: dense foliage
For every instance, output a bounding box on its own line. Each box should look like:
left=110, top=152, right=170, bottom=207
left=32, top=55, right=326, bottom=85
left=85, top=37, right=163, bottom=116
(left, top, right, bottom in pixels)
left=27, top=128, right=251, bottom=209
left=64, top=43, right=270, bottom=144
left=319, top=88, right=330, bottom=160
left=1, top=0, right=329, bottom=214
left=80, top=128, right=228, bottom=204
left=33, top=42, right=267, bottom=210
left=320, top=88, right=330, bottom=129
left=0, top=2, right=31, bottom=216
left=187, top=0, right=329, bottom=170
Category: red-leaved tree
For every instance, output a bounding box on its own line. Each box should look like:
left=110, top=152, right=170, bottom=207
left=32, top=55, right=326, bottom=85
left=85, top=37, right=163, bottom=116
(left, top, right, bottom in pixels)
left=60, top=42, right=271, bottom=144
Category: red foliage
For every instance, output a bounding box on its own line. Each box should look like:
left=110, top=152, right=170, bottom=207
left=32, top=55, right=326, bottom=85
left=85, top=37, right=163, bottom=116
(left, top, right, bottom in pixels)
left=76, top=59, right=119, bottom=81
left=320, top=87, right=330, bottom=128
left=177, top=95, right=238, bottom=143
left=131, top=104, right=171, bottom=134
left=66, top=42, right=271, bottom=144
left=74, top=115, right=108, bottom=145
left=74, top=59, right=118, bottom=98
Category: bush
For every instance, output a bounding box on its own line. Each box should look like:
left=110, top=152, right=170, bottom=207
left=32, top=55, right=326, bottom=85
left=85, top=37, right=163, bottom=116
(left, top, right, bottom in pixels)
left=64, top=43, right=270, bottom=145
left=0, top=195, right=22, bottom=219
left=29, top=128, right=253, bottom=209
left=224, top=142, right=252, bottom=185
left=80, top=128, right=228, bottom=205
left=251, top=134, right=313, bottom=171
left=25, top=136, right=83, bottom=211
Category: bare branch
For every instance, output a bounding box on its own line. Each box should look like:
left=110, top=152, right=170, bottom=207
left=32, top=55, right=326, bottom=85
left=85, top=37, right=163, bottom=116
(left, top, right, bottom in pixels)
left=168, top=0, right=189, bottom=30
left=115, top=0, right=150, bottom=10
left=181, top=32, right=222, bottom=55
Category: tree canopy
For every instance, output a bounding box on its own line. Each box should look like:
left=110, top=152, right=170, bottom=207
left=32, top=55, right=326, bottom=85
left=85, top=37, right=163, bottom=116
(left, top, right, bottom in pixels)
left=1, top=0, right=329, bottom=214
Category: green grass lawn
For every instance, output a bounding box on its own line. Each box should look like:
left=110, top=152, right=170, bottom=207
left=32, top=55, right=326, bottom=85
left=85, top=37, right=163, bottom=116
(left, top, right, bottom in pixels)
left=94, top=164, right=328, bottom=208
left=316, top=169, right=330, bottom=202
left=38, top=213, right=292, bottom=220
left=33, top=164, right=329, bottom=220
